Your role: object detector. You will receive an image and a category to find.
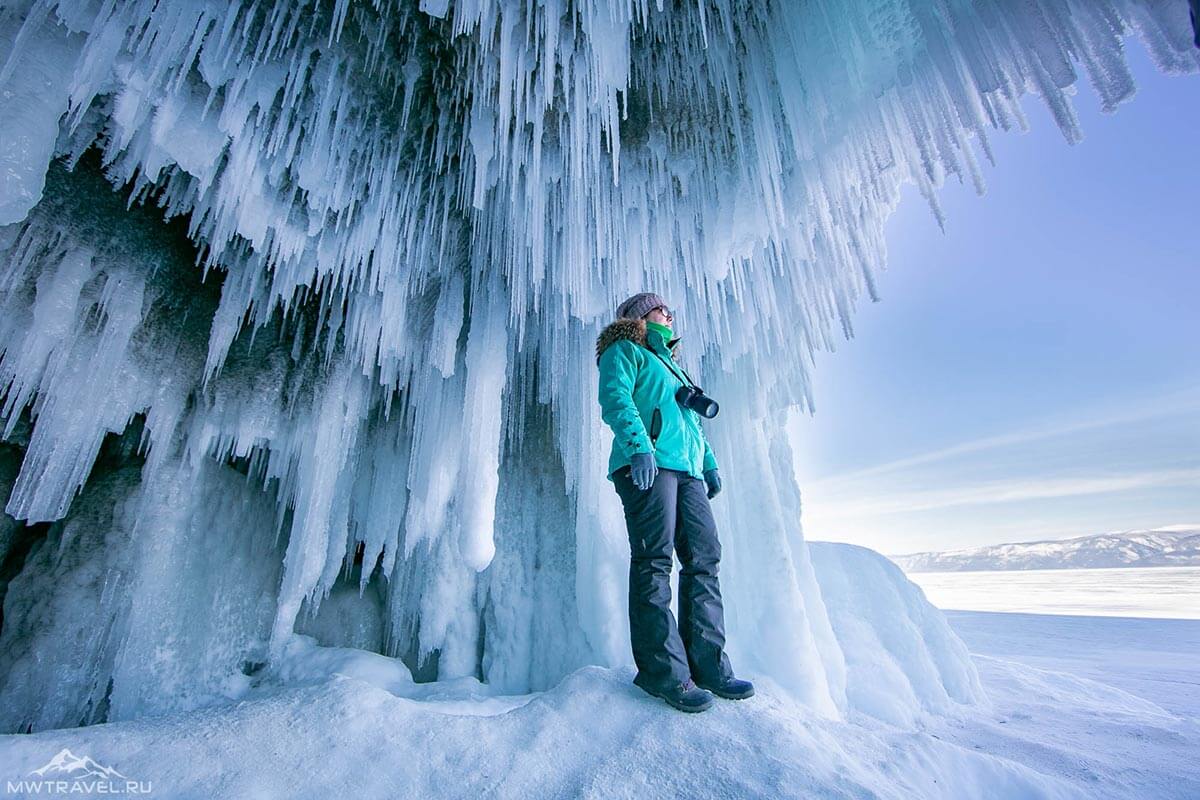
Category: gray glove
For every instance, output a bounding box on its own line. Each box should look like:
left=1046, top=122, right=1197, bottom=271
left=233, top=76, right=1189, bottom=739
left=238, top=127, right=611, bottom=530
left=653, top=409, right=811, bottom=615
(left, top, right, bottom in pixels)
left=630, top=452, right=658, bottom=491
left=703, top=468, right=721, bottom=499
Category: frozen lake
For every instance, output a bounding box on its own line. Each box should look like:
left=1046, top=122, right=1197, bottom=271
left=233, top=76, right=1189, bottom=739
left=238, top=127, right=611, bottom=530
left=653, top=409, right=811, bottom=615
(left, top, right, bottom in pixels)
left=904, top=566, right=1200, bottom=619
left=946, top=610, right=1200, bottom=719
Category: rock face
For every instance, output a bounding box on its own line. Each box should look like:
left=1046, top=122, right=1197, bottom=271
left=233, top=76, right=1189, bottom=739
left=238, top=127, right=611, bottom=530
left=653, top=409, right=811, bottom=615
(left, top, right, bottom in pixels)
left=891, top=528, right=1200, bottom=573
left=0, top=0, right=1197, bottom=733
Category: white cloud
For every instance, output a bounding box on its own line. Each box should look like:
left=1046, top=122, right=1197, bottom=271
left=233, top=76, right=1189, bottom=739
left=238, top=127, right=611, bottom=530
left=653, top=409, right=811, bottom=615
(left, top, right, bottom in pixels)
left=805, top=383, right=1200, bottom=493
left=810, top=467, right=1200, bottom=518
left=793, top=384, right=1200, bottom=551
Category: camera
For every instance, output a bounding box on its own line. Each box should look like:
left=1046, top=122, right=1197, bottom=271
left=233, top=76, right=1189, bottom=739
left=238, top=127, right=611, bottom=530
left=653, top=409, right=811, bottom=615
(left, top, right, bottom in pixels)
left=676, top=385, right=719, bottom=418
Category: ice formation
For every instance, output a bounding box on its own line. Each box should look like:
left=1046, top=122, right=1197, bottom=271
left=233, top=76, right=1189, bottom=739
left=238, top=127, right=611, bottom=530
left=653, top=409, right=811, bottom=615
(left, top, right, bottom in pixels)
left=0, top=0, right=1196, bottom=732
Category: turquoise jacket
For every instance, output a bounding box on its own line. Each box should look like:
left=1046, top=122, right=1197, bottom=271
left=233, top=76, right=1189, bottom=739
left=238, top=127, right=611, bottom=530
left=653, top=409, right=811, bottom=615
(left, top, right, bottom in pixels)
left=595, top=317, right=718, bottom=482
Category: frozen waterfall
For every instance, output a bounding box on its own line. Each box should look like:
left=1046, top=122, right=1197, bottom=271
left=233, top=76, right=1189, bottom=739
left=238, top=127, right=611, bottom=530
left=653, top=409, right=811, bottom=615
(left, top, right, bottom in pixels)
left=0, top=0, right=1195, bottom=732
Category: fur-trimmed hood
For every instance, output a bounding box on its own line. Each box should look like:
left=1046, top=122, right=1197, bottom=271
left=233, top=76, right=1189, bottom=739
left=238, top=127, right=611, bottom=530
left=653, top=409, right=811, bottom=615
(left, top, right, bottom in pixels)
left=594, top=317, right=681, bottom=365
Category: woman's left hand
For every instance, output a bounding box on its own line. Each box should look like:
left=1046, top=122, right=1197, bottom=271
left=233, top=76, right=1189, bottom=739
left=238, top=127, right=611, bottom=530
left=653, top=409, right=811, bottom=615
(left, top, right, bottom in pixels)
left=703, top=468, right=722, bottom=499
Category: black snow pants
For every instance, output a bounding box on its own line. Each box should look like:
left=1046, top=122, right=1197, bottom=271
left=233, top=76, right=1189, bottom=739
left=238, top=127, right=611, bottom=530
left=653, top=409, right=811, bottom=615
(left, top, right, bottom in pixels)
left=613, top=465, right=735, bottom=691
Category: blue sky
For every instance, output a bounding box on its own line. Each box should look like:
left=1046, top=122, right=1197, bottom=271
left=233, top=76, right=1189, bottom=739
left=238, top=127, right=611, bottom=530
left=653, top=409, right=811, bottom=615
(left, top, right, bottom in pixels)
left=788, top=42, right=1200, bottom=555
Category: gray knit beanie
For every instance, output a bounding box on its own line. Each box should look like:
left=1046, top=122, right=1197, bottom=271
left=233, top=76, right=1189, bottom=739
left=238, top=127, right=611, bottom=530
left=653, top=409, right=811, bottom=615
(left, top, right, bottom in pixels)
left=615, top=292, right=667, bottom=320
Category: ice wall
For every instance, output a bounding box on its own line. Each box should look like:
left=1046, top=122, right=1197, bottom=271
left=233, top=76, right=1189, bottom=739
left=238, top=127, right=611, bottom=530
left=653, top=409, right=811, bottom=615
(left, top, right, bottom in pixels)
left=0, top=0, right=1196, bottom=731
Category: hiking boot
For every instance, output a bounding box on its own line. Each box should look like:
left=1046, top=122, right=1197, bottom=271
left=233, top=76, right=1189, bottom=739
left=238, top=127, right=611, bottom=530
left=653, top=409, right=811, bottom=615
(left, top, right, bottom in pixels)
left=695, top=676, right=755, bottom=700
left=643, top=678, right=715, bottom=713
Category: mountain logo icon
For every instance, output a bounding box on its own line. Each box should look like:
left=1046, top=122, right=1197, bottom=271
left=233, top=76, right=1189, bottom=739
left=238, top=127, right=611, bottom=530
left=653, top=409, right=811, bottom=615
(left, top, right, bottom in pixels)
left=29, top=748, right=130, bottom=781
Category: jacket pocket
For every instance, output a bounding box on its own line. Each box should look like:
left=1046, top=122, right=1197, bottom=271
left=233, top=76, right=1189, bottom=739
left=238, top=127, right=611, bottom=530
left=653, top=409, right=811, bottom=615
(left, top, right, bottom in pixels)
left=649, top=407, right=662, bottom=447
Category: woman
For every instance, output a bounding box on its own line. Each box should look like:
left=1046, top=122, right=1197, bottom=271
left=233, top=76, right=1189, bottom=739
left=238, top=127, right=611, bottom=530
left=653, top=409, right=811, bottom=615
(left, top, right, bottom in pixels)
left=595, top=292, right=754, bottom=713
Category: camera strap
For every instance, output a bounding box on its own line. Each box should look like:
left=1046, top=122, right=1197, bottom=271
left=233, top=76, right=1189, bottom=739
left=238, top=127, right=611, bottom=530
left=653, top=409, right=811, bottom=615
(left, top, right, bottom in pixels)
left=647, top=347, right=697, bottom=389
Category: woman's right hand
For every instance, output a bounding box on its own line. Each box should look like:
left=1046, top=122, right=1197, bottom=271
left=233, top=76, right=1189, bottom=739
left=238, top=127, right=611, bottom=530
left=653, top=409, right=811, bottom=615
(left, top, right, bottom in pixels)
left=630, top=452, right=658, bottom=491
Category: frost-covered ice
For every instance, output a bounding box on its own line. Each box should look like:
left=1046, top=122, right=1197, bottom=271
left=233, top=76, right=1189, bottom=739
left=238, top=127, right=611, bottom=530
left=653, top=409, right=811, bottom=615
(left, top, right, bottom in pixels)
left=0, top=0, right=1198, bottom=757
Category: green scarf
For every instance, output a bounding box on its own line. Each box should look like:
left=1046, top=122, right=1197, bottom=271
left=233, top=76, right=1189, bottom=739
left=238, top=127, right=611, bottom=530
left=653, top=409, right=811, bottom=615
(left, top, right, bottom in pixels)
left=645, top=320, right=674, bottom=342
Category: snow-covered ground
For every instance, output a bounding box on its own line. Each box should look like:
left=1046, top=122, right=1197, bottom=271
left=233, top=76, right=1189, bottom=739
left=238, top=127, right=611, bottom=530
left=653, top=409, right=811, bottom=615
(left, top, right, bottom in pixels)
left=1, top=612, right=1196, bottom=799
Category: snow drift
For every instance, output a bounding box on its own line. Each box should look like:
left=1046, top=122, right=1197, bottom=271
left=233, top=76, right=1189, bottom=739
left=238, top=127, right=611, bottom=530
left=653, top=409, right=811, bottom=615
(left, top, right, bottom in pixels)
left=2, top=615, right=1197, bottom=799
left=0, top=0, right=1197, bottom=734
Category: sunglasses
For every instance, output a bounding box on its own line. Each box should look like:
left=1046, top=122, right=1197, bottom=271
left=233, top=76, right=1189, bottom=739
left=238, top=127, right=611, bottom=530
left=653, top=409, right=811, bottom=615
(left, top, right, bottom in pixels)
left=646, top=305, right=674, bottom=319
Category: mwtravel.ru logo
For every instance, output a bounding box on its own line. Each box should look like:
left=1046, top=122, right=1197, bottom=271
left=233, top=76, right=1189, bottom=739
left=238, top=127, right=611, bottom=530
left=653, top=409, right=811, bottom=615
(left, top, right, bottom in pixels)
left=6, top=748, right=152, bottom=795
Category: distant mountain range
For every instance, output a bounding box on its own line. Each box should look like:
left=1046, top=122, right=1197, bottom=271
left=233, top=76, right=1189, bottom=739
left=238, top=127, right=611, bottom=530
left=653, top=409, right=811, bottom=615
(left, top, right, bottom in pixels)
left=890, top=526, right=1200, bottom=572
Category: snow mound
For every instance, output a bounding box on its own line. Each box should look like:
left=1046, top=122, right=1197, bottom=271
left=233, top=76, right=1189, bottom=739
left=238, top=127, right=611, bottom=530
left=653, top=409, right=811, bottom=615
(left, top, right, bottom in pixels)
left=809, top=542, right=984, bottom=725
left=4, top=643, right=1197, bottom=800
left=0, top=664, right=1096, bottom=800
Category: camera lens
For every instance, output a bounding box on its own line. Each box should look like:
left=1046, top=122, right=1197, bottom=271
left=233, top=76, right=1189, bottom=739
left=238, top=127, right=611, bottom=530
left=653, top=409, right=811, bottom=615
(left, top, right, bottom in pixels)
left=676, top=385, right=719, bottom=418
